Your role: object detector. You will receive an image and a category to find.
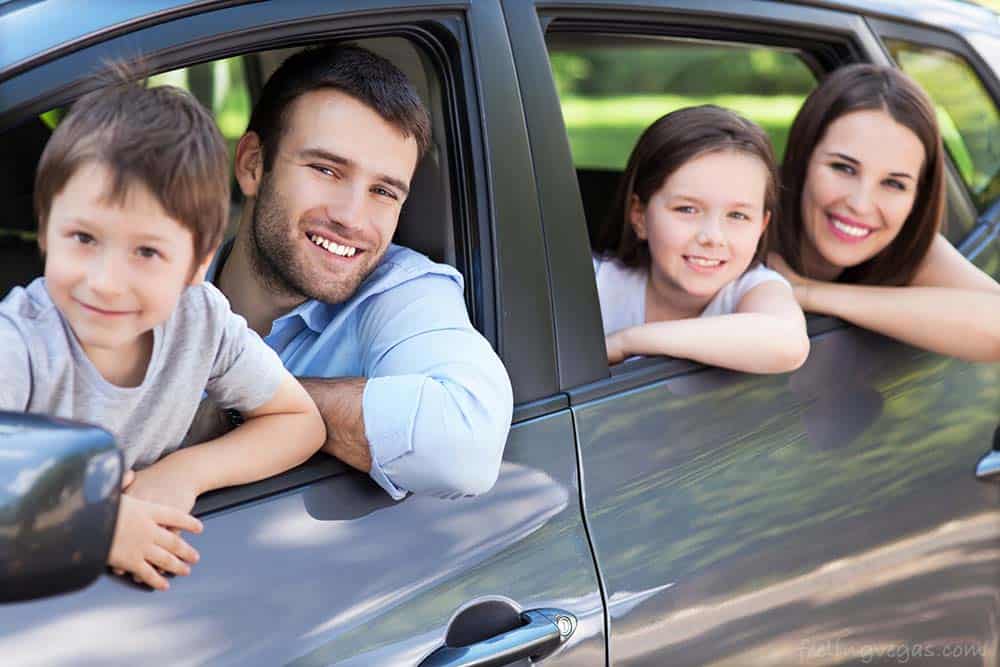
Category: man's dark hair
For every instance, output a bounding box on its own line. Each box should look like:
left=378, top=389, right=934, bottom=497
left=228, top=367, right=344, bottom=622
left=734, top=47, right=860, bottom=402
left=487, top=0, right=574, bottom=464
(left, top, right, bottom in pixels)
left=247, top=44, right=432, bottom=170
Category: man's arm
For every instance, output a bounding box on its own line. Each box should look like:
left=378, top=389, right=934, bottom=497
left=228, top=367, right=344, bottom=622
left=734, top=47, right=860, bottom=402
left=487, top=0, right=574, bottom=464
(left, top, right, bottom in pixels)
left=306, top=273, right=513, bottom=500
left=298, top=376, right=370, bottom=472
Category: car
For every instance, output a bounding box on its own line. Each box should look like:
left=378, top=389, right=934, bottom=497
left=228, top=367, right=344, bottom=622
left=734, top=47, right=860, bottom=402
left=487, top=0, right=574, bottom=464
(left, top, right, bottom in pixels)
left=1, top=0, right=998, bottom=664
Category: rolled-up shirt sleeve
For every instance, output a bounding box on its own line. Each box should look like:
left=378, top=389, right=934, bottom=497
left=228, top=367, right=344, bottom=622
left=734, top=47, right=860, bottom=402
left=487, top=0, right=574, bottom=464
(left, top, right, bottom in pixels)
left=358, top=274, right=513, bottom=499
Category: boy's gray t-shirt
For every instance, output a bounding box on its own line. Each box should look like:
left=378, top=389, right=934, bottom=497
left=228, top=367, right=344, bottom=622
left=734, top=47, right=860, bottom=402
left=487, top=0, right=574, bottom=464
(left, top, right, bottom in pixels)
left=0, top=278, right=286, bottom=469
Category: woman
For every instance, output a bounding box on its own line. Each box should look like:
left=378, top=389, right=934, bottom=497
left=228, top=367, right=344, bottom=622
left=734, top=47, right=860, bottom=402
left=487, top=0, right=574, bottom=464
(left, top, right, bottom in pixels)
left=767, top=63, right=1000, bottom=361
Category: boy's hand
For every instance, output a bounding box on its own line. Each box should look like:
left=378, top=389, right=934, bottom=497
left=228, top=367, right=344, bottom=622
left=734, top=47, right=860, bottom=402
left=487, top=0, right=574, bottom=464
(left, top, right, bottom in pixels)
left=126, top=453, right=202, bottom=514
left=108, top=495, right=202, bottom=591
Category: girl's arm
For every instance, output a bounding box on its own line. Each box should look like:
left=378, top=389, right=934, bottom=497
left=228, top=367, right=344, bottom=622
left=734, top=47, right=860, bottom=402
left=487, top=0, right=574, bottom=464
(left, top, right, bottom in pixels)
left=606, top=280, right=809, bottom=374
left=768, top=235, right=1000, bottom=362
left=125, top=372, right=326, bottom=512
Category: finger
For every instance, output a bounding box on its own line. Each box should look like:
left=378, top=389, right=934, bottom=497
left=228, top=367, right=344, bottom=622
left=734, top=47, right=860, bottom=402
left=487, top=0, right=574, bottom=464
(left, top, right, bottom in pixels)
left=146, top=545, right=192, bottom=577
left=136, top=562, right=169, bottom=591
left=151, top=505, right=203, bottom=534
left=121, top=469, right=135, bottom=489
left=155, top=528, right=200, bottom=564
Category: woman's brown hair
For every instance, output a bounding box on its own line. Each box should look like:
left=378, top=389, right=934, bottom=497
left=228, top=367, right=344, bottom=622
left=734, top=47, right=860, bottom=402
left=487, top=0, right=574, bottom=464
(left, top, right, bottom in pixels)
left=594, top=105, right=779, bottom=269
left=766, top=63, right=945, bottom=286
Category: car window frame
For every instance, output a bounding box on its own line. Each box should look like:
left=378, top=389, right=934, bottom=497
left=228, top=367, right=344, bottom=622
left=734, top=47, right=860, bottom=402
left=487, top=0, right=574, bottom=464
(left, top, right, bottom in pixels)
left=503, top=0, right=895, bottom=401
left=0, top=1, right=557, bottom=514
left=869, top=17, right=1000, bottom=245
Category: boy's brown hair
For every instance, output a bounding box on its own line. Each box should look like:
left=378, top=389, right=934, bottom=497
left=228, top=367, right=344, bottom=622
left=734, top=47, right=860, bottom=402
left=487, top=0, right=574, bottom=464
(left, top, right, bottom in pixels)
left=34, top=63, right=229, bottom=263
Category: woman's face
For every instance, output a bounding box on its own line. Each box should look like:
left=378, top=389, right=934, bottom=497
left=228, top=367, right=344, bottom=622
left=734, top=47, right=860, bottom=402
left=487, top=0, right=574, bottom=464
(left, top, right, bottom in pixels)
left=800, top=109, right=925, bottom=278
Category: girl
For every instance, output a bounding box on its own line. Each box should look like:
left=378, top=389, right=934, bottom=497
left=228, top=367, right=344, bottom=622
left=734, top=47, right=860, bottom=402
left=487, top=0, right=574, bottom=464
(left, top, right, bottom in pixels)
left=593, top=105, right=809, bottom=373
left=766, top=64, right=1000, bottom=362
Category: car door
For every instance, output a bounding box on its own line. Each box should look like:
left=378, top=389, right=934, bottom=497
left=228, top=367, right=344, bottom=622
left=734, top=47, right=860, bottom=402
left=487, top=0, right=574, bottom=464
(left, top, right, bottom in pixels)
left=0, top=1, right=605, bottom=664
left=503, top=0, right=1000, bottom=664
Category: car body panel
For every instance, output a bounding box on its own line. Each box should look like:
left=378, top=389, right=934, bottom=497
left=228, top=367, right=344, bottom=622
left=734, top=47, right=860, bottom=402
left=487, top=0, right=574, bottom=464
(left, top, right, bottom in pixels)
left=0, top=413, right=605, bottom=665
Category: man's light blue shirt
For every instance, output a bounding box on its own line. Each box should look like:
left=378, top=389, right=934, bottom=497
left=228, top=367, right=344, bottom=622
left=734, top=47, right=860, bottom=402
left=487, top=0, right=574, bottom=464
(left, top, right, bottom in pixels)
left=208, top=242, right=513, bottom=500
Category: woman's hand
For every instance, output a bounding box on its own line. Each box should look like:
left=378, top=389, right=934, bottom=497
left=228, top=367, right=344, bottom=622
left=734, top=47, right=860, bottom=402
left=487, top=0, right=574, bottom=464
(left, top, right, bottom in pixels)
left=767, top=253, right=815, bottom=310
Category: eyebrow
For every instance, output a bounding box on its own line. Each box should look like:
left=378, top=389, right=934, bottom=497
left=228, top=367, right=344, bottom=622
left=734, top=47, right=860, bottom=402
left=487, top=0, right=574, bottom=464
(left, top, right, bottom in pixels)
left=826, top=152, right=915, bottom=180
left=672, top=195, right=756, bottom=209
left=299, top=147, right=411, bottom=196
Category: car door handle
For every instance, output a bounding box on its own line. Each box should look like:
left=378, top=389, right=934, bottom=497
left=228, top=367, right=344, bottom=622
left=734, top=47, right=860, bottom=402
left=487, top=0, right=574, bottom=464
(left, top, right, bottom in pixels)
left=976, top=450, right=1000, bottom=480
left=419, top=608, right=577, bottom=667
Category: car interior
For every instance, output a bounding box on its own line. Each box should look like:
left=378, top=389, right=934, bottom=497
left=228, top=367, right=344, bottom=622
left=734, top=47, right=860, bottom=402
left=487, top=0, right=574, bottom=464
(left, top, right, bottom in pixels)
left=0, top=36, right=459, bottom=300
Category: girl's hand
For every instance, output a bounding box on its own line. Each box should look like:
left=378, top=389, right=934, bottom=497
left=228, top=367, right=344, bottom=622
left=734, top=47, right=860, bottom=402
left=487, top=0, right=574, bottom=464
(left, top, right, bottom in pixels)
left=767, top=253, right=814, bottom=310
left=606, top=331, right=629, bottom=365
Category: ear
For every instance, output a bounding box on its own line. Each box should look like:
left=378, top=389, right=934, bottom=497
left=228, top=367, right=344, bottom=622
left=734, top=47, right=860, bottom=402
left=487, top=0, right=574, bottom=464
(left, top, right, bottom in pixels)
left=188, top=249, right=216, bottom=287
left=628, top=193, right=647, bottom=240
left=762, top=209, right=771, bottom=232
left=234, top=132, right=265, bottom=198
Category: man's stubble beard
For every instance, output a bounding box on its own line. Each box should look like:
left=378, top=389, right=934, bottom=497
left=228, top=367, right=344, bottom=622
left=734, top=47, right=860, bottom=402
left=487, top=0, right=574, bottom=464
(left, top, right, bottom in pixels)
left=247, top=171, right=385, bottom=305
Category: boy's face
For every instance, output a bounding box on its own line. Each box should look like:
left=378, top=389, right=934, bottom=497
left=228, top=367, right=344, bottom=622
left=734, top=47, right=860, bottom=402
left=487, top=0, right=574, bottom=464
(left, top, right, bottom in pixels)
left=41, top=162, right=210, bottom=362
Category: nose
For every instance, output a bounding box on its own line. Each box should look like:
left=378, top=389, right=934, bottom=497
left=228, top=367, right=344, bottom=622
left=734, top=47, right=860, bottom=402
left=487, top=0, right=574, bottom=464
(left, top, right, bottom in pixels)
left=696, top=214, right=726, bottom=247
left=846, top=178, right=877, bottom=216
left=328, top=181, right=367, bottom=231
left=88, top=250, right=125, bottom=297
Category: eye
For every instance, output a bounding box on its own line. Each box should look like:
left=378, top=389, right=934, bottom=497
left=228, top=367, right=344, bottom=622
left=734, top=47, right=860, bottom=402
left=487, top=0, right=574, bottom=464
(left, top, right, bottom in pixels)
left=673, top=205, right=697, bottom=214
left=71, top=232, right=96, bottom=245
left=830, top=161, right=856, bottom=176
left=136, top=246, right=161, bottom=259
left=884, top=178, right=908, bottom=192
left=728, top=211, right=751, bottom=221
left=372, top=185, right=399, bottom=201
left=310, top=164, right=338, bottom=178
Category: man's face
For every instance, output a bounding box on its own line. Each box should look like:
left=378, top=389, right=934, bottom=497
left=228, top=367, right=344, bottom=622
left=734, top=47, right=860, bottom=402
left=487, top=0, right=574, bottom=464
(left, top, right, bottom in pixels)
left=246, top=89, right=420, bottom=304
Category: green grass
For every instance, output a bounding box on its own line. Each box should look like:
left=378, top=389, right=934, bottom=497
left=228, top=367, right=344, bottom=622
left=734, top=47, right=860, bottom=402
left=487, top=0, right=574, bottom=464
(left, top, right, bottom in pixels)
left=560, top=93, right=808, bottom=169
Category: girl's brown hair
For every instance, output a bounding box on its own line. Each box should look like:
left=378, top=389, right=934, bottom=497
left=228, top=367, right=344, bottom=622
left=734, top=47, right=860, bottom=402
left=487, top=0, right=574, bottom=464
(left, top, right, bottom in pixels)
left=594, top=105, right=779, bottom=269
left=765, top=63, right=945, bottom=286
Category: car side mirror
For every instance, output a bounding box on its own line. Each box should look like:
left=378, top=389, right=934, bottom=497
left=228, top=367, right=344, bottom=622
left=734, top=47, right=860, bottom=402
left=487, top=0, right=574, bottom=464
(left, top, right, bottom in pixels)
left=0, top=412, right=121, bottom=603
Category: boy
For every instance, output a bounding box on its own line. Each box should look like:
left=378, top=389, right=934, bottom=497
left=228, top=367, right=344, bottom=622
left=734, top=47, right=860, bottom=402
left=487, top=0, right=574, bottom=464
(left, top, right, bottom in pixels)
left=0, top=71, right=325, bottom=590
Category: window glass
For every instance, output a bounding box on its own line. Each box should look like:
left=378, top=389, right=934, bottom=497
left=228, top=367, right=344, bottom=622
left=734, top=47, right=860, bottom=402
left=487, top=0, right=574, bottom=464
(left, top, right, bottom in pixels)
left=546, top=37, right=817, bottom=171
left=887, top=40, right=1000, bottom=211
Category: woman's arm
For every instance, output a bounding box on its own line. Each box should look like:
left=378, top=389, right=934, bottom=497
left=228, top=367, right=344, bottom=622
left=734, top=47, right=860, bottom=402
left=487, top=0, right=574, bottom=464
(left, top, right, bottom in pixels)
left=768, top=236, right=1000, bottom=362
left=606, top=280, right=809, bottom=374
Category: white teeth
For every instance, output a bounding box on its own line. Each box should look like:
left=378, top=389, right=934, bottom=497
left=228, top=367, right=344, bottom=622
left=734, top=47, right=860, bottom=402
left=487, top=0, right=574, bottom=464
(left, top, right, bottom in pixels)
left=832, top=219, right=870, bottom=238
left=687, top=257, right=722, bottom=267
left=308, top=234, right=358, bottom=257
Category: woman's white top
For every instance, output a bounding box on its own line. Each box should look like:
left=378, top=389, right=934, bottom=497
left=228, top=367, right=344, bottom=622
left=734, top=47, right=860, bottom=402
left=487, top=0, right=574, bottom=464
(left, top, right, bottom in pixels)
left=592, top=254, right=790, bottom=335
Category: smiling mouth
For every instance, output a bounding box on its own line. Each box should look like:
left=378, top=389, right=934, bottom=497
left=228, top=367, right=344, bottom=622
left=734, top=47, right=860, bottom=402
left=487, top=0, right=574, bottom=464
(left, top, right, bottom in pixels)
left=76, top=300, right=135, bottom=317
left=828, top=215, right=873, bottom=239
left=684, top=255, right=726, bottom=269
left=307, top=232, right=358, bottom=258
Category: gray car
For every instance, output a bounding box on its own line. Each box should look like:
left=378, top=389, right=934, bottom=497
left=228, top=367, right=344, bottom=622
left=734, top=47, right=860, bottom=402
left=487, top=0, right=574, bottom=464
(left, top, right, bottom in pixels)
left=1, top=0, right=998, bottom=665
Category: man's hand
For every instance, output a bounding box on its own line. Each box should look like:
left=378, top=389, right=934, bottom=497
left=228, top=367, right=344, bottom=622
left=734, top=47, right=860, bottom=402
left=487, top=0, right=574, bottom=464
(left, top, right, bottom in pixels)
left=767, top=252, right=814, bottom=310
left=124, top=453, right=202, bottom=514
left=108, top=495, right=202, bottom=591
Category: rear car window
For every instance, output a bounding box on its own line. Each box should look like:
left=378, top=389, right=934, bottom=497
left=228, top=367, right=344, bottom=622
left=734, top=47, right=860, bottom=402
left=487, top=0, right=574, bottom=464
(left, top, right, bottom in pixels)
left=887, top=40, right=1000, bottom=212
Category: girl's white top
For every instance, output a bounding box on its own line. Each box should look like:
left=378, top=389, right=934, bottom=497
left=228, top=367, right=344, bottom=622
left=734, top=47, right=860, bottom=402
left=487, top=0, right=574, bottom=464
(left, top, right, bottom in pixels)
left=592, top=254, right=790, bottom=335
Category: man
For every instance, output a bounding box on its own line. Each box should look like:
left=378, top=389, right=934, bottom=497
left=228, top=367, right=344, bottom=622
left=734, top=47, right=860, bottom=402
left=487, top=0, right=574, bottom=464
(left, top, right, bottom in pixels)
left=208, top=45, right=513, bottom=499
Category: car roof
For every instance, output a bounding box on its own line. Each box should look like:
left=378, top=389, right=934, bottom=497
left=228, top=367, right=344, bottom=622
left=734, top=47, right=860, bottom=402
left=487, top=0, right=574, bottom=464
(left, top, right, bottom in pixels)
left=2, top=0, right=1000, bottom=78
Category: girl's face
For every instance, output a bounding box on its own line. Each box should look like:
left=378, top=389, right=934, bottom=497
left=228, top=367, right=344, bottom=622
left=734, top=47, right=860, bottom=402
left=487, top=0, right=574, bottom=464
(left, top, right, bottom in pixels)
left=631, top=149, right=770, bottom=302
left=800, top=109, right=924, bottom=279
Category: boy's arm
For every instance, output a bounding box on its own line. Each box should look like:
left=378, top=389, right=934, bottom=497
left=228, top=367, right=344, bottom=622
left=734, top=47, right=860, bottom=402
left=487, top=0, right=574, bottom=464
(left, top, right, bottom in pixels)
left=126, top=371, right=325, bottom=511
left=0, top=317, right=31, bottom=411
